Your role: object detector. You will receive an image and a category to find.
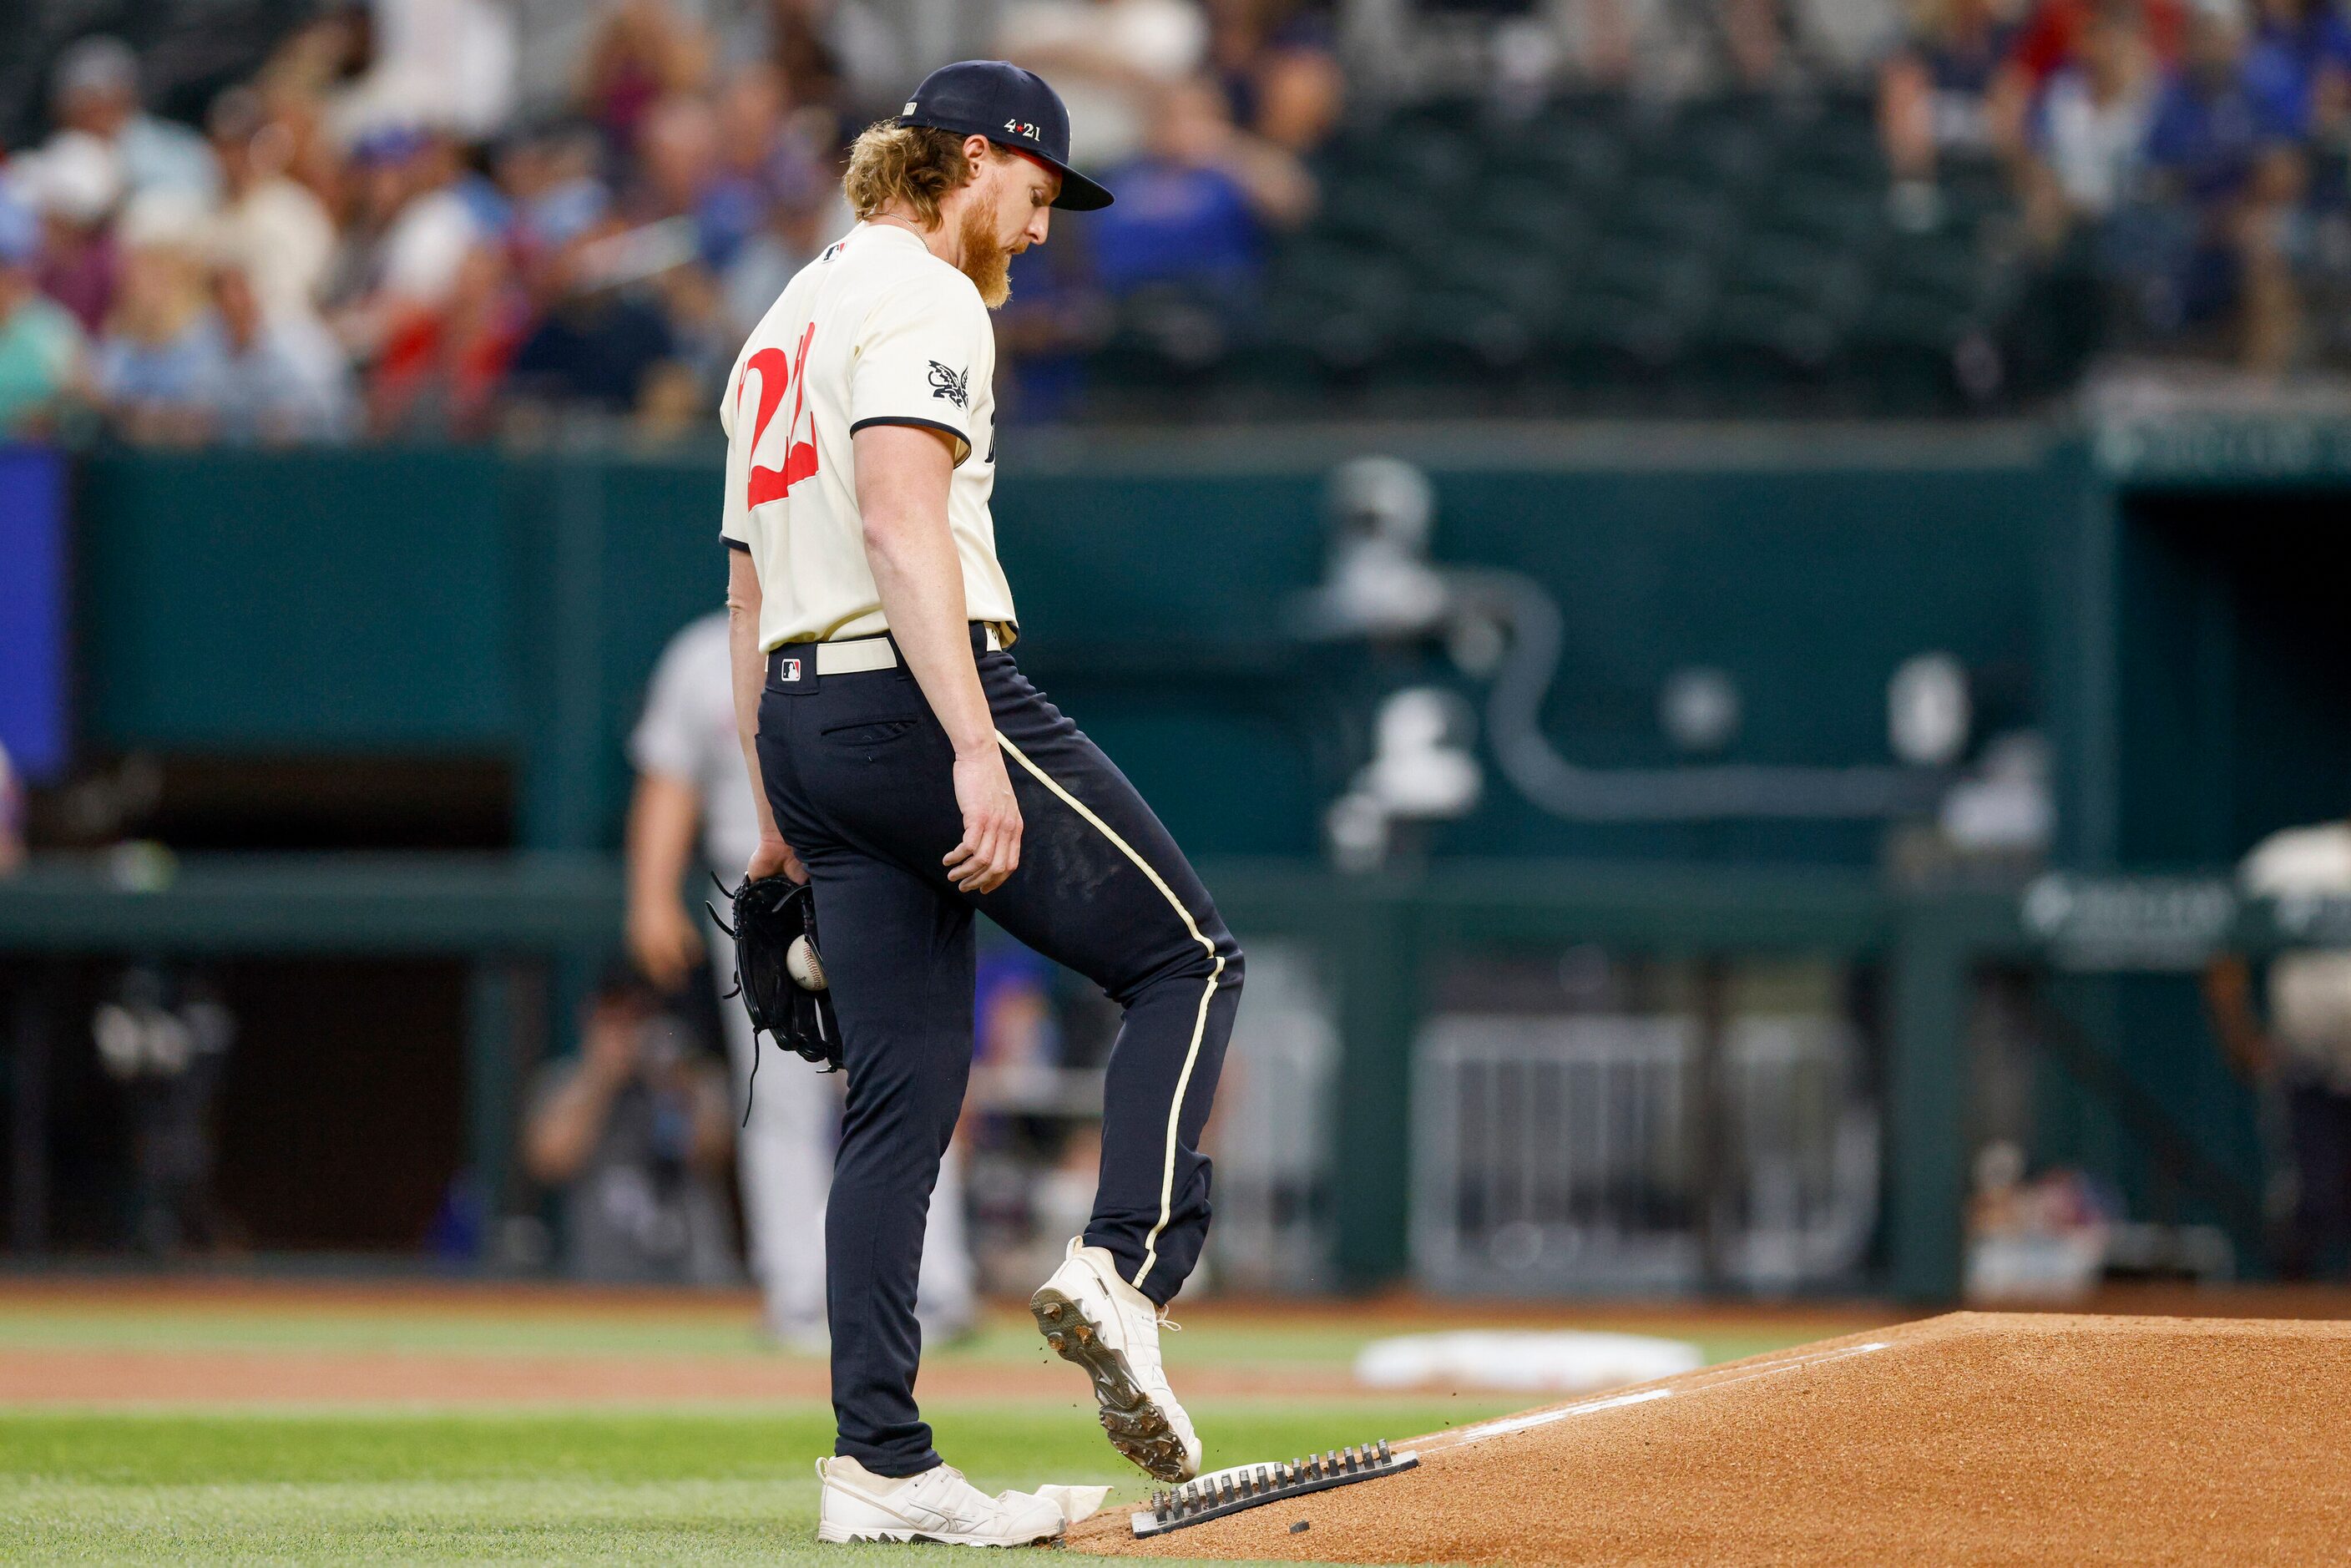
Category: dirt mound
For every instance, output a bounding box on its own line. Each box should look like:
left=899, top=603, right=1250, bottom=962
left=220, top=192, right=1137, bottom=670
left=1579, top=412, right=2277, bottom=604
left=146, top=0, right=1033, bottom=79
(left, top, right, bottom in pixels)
left=1070, top=1313, right=2351, bottom=1565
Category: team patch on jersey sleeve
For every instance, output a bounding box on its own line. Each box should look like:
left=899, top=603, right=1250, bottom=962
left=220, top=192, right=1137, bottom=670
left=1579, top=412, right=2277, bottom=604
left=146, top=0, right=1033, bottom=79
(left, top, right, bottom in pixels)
left=928, top=361, right=971, bottom=409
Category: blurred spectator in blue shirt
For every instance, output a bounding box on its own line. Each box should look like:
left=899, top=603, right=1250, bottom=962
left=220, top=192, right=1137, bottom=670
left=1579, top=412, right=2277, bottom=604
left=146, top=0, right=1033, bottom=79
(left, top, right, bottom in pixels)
left=2143, top=0, right=2307, bottom=369
left=94, top=195, right=230, bottom=444
left=1090, top=78, right=1313, bottom=300
left=706, top=66, right=837, bottom=271
left=0, top=193, right=88, bottom=438
left=1207, top=0, right=1344, bottom=154
left=498, top=124, right=613, bottom=267
left=506, top=234, right=680, bottom=417
left=43, top=36, right=220, bottom=205
left=212, top=265, right=357, bottom=446
left=713, top=63, right=852, bottom=341
left=2244, top=0, right=2351, bottom=137
left=997, top=220, right=1115, bottom=422
left=2147, top=0, right=2304, bottom=201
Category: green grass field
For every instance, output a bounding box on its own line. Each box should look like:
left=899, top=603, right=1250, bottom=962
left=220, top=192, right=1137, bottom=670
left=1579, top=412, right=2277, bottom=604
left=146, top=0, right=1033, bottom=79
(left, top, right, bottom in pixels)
left=0, top=1288, right=1863, bottom=1565
left=0, top=1402, right=1533, bottom=1566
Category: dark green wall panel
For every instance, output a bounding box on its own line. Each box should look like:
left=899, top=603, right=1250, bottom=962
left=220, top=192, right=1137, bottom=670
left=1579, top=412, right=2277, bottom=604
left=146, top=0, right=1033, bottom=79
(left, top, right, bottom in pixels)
left=82, top=449, right=513, bottom=750
left=72, top=445, right=2055, bottom=864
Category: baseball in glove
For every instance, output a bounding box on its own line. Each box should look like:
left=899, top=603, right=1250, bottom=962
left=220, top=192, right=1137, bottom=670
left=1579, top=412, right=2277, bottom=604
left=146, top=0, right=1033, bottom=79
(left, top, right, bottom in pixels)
left=709, top=874, right=841, bottom=1118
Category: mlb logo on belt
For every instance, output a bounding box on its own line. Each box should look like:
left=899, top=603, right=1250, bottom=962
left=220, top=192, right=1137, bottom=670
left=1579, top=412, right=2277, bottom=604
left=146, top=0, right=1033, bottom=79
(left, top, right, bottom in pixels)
left=782, top=658, right=802, bottom=682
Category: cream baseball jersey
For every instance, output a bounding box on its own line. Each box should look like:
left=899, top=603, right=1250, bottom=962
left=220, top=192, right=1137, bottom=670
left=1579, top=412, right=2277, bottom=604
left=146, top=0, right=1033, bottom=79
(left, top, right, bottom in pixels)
left=719, top=222, right=1017, bottom=650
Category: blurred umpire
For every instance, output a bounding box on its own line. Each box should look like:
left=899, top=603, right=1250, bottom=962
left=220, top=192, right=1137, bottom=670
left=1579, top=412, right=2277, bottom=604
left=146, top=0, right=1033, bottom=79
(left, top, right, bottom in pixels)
left=718, top=62, right=1243, bottom=1544
left=626, top=610, right=976, bottom=1346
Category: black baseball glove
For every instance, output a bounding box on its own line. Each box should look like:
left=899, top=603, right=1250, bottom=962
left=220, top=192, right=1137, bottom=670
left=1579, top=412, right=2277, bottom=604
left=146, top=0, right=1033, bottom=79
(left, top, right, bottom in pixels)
left=709, top=875, right=841, bottom=1115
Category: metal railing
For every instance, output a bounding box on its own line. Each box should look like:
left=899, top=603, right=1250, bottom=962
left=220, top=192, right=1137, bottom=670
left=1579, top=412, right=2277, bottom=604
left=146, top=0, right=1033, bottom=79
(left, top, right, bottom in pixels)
left=1412, top=1012, right=1876, bottom=1294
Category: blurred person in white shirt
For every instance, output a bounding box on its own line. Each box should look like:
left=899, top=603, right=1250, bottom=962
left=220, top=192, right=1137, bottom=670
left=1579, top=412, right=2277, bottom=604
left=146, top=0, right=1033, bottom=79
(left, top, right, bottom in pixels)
left=43, top=36, right=220, bottom=205
left=331, top=127, right=486, bottom=363
left=2207, top=819, right=2351, bottom=1277
left=205, top=88, right=338, bottom=328
left=998, top=0, right=1211, bottom=165
left=331, top=0, right=519, bottom=143
left=2020, top=2, right=2158, bottom=251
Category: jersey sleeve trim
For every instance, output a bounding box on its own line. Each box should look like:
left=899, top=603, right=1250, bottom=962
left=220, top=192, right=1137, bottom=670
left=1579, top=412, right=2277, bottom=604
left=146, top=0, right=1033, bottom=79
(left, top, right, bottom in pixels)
left=848, top=414, right=972, bottom=468
left=724, top=536, right=751, bottom=552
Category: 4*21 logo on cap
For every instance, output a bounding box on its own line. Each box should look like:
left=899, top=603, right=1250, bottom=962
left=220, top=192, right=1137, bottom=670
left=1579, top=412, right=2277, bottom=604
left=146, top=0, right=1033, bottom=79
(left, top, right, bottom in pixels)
left=928, top=362, right=970, bottom=410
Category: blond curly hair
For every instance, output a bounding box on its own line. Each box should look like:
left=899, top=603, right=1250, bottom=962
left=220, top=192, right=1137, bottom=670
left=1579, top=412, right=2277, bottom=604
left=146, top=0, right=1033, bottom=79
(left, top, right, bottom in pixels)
left=842, top=122, right=1003, bottom=227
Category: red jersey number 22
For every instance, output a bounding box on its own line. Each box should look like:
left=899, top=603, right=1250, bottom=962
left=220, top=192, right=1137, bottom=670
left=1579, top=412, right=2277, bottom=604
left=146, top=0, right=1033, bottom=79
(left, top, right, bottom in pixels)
left=740, top=321, right=818, bottom=508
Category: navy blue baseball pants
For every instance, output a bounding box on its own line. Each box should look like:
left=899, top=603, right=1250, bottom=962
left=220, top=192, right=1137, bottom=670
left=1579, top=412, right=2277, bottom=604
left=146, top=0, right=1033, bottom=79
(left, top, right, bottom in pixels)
left=756, top=627, right=1243, bottom=1477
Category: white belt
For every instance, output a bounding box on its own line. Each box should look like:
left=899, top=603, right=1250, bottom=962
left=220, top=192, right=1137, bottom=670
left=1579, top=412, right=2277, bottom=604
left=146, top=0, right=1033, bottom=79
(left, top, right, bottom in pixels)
left=804, top=625, right=1002, bottom=676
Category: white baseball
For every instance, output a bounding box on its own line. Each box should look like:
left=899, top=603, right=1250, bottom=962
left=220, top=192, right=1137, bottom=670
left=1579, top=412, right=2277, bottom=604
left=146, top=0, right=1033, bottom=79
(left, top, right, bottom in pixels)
left=787, top=934, right=827, bottom=991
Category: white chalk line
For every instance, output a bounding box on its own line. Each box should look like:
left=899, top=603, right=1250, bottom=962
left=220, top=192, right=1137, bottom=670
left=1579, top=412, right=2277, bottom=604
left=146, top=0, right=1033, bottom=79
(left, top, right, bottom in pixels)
left=1439, top=1341, right=1893, bottom=1449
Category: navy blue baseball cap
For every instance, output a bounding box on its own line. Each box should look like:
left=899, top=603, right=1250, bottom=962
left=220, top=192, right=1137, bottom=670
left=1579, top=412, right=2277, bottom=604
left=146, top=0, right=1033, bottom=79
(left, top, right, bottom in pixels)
left=894, top=60, right=1114, bottom=211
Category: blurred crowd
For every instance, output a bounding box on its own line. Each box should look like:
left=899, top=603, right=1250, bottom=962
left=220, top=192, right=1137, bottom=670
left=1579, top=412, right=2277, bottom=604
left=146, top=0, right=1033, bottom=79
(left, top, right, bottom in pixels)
left=1884, top=0, right=2351, bottom=374
left=8, top=0, right=2351, bottom=448
left=0, top=0, right=1341, bottom=446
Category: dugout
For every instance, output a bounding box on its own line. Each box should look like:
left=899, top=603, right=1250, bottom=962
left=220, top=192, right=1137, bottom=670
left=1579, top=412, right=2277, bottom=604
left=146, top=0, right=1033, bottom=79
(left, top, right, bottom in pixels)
left=2008, top=419, right=2351, bottom=1286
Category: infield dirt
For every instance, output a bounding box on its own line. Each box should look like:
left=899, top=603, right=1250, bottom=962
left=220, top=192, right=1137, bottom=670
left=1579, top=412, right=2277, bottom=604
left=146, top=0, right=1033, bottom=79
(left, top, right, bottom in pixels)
left=1070, top=1312, right=2351, bottom=1565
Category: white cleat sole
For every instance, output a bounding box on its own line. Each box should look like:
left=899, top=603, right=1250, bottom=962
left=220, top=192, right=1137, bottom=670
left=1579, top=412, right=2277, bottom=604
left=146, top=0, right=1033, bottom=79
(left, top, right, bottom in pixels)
left=816, top=1524, right=1059, bottom=1547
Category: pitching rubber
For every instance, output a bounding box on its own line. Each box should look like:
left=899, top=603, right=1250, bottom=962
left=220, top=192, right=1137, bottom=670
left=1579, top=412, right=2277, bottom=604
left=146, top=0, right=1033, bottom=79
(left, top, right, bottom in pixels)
left=1031, top=1286, right=1193, bottom=1483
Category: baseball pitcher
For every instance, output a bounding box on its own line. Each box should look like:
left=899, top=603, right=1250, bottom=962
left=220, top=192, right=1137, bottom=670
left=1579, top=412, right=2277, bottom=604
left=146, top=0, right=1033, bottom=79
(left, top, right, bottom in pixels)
left=715, top=61, right=1244, bottom=1548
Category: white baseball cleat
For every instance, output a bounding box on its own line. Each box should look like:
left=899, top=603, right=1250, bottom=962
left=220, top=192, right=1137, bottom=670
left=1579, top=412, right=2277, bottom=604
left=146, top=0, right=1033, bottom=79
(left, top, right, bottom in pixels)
left=815, top=1454, right=1102, bottom=1546
left=1031, top=1237, right=1203, bottom=1483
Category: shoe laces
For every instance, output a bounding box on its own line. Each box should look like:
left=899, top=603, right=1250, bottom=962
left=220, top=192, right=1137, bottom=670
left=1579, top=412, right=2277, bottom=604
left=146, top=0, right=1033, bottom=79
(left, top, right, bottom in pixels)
left=1155, top=1308, right=1181, bottom=1333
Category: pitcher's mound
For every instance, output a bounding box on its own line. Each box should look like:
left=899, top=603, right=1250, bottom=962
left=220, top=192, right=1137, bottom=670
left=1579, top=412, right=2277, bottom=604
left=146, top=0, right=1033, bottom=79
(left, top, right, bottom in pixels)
left=1069, top=1312, right=2351, bottom=1565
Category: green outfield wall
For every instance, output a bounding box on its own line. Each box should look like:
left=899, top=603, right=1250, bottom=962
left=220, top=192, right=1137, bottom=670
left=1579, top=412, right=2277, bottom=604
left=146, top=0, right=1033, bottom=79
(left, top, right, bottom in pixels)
left=73, top=425, right=2062, bottom=866
left=28, top=417, right=2351, bottom=1296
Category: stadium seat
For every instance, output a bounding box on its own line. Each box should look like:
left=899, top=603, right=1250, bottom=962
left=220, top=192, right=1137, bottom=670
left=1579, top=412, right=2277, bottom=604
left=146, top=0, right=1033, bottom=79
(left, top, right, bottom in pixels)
left=1138, top=87, right=2056, bottom=412
left=1547, top=240, right=1716, bottom=383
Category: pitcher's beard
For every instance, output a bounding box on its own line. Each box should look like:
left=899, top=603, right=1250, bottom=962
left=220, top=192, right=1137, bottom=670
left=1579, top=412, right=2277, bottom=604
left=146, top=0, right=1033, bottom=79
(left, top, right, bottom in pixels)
left=958, top=203, right=1014, bottom=308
